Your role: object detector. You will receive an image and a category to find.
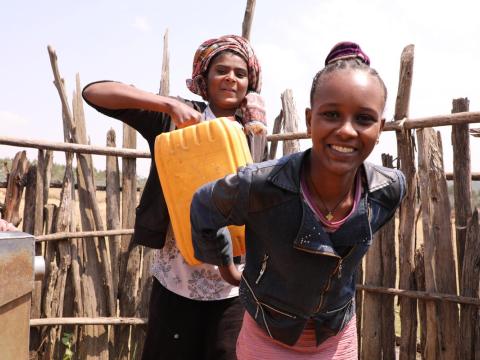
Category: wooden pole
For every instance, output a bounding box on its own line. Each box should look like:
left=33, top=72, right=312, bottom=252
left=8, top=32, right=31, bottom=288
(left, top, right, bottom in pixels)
left=48, top=45, right=109, bottom=359
left=459, top=209, right=480, bottom=359
left=3, top=150, right=29, bottom=226
left=241, top=0, right=256, bottom=40
left=116, top=122, right=138, bottom=360
left=158, top=29, right=170, bottom=96
left=394, top=44, right=418, bottom=360
left=22, top=164, right=37, bottom=234
left=36, top=229, right=134, bottom=242
left=362, top=232, right=383, bottom=359
left=361, top=154, right=397, bottom=360
left=380, top=154, right=397, bottom=360
left=34, top=149, right=52, bottom=236
left=75, top=74, right=116, bottom=315
left=280, top=89, right=301, bottom=155
left=356, top=285, right=480, bottom=306
left=2, top=109, right=480, bottom=156
left=417, top=128, right=459, bottom=359
left=31, top=317, right=148, bottom=326
left=0, top=180, right=143, bottom=191
left=0, top=135, right=150, bottom=157
left=42, top=152, right=74, bottom=359
left=268, top=110, right=283, bottom=160
left=414, top=246, right=427, bottom=356
left=106, top=129, right=121, bottom=311
left=451, top=97, right=471, bottom=280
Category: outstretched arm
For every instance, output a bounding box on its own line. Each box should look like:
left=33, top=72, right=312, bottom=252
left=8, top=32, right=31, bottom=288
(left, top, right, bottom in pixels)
left=82, top=81, right=202, bottom=128
left=191, top=168, right=251, bottom=271
left=0, top=218, right=18, bottom=231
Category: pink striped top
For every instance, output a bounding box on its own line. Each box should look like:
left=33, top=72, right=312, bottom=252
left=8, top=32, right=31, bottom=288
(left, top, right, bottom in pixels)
left=236, top=312, right=358, bottom=359
left=300, top=171, right=362, bottom=232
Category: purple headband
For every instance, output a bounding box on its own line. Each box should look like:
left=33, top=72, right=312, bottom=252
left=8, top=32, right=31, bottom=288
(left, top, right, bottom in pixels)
left=324, top=42, right=370, bottom=66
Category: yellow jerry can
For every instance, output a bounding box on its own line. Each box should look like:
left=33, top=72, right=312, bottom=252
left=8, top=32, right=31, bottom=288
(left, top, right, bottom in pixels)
left=154, top=117, right=252, bottom=265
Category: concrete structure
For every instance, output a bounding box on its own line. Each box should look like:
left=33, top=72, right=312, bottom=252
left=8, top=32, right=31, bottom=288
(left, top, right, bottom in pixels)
left=0, top=232, right=42, bottom=359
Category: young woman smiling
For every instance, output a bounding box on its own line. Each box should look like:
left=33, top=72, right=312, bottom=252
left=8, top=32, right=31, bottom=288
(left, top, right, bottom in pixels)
left=83, top=35, right=266, bottom=360
left=191, top=42, right=405, bottom=359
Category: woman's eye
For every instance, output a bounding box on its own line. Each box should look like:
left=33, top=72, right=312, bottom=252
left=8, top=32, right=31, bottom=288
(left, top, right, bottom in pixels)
left=357, top=114, right=375, bottom=124
left=235, top=71, right=247, bottom=78
left=322, top=111, right=339, bottom=119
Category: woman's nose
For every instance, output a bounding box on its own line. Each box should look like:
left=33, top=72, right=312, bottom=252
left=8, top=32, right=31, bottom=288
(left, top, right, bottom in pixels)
left=337, top=119, right=357, bottom=138
left=224, top=71, right=236, bottom=82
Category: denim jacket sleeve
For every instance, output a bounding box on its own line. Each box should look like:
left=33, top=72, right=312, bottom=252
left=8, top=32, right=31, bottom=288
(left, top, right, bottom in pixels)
left=191, top=166, right=252, bottom=266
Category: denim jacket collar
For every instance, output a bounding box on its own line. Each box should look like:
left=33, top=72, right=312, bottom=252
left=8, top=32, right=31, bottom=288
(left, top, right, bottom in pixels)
left=266, top=149, right=397, bottom=195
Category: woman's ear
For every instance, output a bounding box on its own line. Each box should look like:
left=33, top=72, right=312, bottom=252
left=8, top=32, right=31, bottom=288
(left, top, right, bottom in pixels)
left=305, top=108, right=312, bottom=135
left=380, top=118, right=385, bottom=132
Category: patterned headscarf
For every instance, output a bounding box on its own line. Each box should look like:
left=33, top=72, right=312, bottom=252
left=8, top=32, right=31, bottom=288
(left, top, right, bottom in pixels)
left=186, top=35, right=262, bottom=100
left=324, top=41, right=370, bottom=66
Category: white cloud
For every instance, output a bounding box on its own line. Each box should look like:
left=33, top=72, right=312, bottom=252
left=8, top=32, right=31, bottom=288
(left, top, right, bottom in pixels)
left=132, top=16, right=150, bottom=33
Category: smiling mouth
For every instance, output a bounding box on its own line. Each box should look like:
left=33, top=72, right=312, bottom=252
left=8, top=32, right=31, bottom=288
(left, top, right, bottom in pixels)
left=330, top=144, right=355, bottom=153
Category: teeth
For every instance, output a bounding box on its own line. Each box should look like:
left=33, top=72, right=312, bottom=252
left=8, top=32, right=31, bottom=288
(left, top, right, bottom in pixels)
left=331, top=145, right=354, bottom=153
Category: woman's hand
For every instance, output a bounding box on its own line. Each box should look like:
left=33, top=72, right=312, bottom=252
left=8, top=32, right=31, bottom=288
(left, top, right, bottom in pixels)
left=0, top=218, right=18, bottom=231
left=168, top=99, right=203, bottom=129
left=240, top=92, right=267, bottom=135
left=82, top=81, right=202, bottom=128
left=219, top=263, right=242, bottom=287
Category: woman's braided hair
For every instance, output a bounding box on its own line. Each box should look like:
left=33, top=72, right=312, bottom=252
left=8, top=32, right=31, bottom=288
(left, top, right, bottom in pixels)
left=310, top=42, right=387, bottom=107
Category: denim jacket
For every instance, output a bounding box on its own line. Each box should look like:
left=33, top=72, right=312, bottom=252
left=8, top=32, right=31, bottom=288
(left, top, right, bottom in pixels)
left=191, top=150, right=406, bottom=346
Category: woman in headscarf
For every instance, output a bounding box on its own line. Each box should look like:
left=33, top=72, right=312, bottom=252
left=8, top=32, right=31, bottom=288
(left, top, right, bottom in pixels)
left=82, top=34, right=266, bottom=360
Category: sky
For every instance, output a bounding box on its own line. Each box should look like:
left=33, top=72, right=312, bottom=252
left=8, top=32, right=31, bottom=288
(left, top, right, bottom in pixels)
left=1, top=0, right=480, bottom=177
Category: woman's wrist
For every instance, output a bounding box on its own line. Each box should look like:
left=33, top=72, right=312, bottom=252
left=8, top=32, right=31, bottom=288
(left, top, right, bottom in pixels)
left=219, top=263, right=241, bottom=287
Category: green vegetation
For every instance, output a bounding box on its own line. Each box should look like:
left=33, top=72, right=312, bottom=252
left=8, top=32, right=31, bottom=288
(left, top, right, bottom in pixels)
left=0, top=157, right=146, bottom=187
left=62, top=332, right=74, bottom=360
left=447, top=180, right=480, bottom=209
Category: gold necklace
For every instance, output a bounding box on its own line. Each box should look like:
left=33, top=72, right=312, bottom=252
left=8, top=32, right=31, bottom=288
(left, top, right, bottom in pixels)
left=316, top=188, right=352, bottom=221
left=308, top=176, right=353, bottom=222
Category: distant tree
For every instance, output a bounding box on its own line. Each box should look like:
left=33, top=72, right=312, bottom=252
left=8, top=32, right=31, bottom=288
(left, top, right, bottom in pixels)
left=0, top=157, right=146, bottom=187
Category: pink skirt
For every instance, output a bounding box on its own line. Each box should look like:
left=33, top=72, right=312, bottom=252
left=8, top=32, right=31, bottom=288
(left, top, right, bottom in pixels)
left=236, top=312, right=358, bottom=360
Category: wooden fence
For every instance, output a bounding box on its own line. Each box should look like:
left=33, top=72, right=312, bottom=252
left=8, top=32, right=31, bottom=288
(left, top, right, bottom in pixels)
left=2, top=4, right=480, bottom=360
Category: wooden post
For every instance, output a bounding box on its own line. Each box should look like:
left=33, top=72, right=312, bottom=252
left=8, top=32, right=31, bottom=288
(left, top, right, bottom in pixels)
left=281, top=89, right=301, bottom=155
left=116, top=122, right=138, bottom=359
left=268, top=110, right=283, bottom=160
left=394, top=44, right=418, bottom=360
left=355, top=261, right=364, bottom=354
left=414, top=246, right=427, bottom=357
left=459, top=209, right=480, bottom=359
left=380, top=154, right=397, bottom=360
left=106, top=128, right=121, bottom=354
left=241, top=0, right=256, bottom=40
left=47, top=45, right=109, bottom=359
left=361, top=154, right=397, bottom=360
left=417, top=128, right=459, bottom=359
left=22, top=164, right=37, bottom=234
left=362, top=233, right=383, bottom=359
left=33, top=149, right=53, bottom=236
left=3, top=150, right=29, bottom=226
left=40, top=202, right=57, bottom=358
left=74, top=78, right=112, bottom=359
left=451, top=97, right=471, bottom=280
left=42, top=152, right=74, bottom=359
left=106, top=129, right=121, bottom=307
left=158, top=29, right=170, bottom=96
